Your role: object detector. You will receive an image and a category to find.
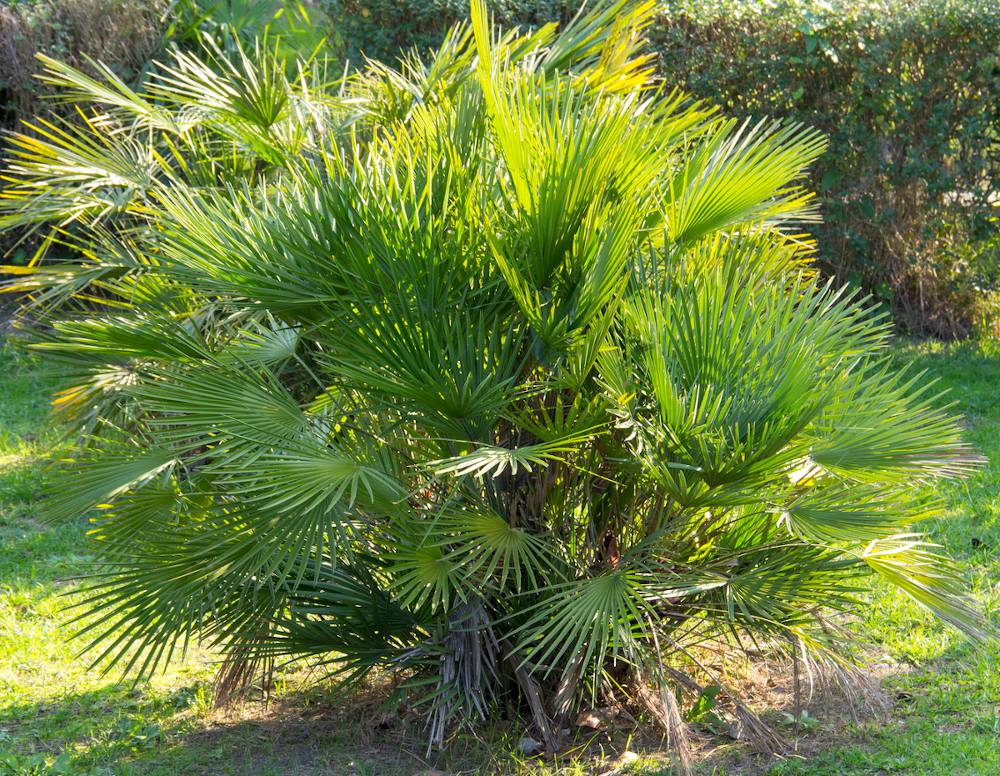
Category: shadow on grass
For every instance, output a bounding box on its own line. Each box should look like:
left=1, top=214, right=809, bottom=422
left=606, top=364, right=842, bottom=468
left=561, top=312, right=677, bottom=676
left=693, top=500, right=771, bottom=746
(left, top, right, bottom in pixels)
left=0, top=680, right=446, bottom=776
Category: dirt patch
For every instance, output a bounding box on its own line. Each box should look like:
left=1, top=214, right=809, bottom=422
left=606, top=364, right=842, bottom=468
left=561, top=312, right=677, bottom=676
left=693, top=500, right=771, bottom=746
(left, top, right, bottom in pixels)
left=171, top=655, right=913, bottom=775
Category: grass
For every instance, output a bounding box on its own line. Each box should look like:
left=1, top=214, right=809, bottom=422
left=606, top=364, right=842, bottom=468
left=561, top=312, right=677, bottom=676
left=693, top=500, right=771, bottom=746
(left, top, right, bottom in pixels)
left=0, top=337, right=997, bottom=775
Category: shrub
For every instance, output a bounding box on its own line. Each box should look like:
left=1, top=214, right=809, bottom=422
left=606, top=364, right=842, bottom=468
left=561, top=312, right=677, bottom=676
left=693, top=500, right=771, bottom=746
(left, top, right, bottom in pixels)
left=0, top=1, right=988, bottom=762
left=325, top=0, right=1000, bottom=337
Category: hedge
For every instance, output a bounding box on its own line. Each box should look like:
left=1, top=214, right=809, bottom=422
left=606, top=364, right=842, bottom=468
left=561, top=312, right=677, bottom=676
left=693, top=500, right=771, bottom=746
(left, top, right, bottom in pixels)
left=325, top=0, right=1000, bottom=337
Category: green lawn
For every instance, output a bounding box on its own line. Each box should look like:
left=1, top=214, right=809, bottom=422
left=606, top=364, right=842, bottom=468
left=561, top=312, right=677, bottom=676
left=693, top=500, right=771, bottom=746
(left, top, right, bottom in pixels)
left=1, top=338, right=997, bottom=775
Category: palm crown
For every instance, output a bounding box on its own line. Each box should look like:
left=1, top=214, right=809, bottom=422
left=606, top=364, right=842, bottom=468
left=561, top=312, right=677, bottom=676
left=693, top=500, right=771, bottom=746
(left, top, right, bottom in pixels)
left=0, top=0, right=986, bottom=759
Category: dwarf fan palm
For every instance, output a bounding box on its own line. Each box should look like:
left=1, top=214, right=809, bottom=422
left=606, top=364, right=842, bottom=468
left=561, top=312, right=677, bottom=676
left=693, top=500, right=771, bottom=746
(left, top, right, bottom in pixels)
left=0, top=0, right=988, bottom=762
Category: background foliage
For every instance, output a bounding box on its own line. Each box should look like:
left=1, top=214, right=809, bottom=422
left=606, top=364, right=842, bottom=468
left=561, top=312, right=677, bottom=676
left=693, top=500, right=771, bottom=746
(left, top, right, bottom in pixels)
left=324, top=0, right=1000, bottom=338
left=0, top=0, right=168, bottom=130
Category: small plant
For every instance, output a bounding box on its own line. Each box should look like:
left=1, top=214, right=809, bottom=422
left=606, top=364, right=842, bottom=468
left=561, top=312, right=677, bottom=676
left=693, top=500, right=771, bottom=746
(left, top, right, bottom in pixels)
left=0, top=1, right=988, bottom=765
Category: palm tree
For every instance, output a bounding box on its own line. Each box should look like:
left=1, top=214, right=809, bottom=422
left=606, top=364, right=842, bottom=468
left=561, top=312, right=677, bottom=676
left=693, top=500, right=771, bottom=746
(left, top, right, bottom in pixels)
left=0, top=1, right=987, bottom=765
